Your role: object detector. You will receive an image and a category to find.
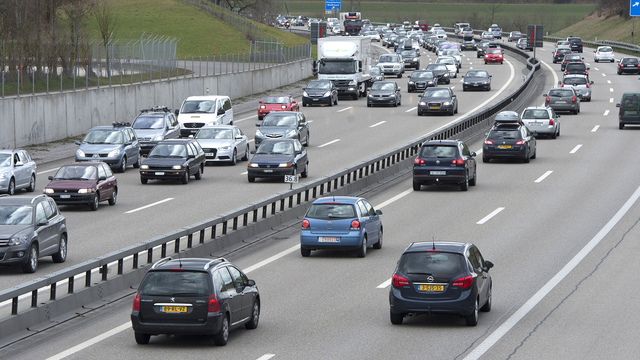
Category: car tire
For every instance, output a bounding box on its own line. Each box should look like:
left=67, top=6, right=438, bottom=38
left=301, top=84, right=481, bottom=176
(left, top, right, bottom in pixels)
left=480, top=285, right=492, bottom=312
left=531, top=148, right=537, bottom=159
left=413, top=181, right=421, bottom=191
left=355, top=235, right=367, bottom=258
left=465, top=298, right=479, bottom=326
left=258, top=115, right=263, bottom=120
left=133, top=154, right=141, bottom=168
left=22, top=243, right=38, bottom=273
left=90, top=193, right=99, bottom=211
left=52, top=234, right=67, bottom=263
left=390, top=310, right=404, bottom=325
left=398, top=98, right=401, bottom=106
left=469, top=169, right=477, bottom=186
left=408, top=87, right=411, bottom=93
left=301, top=162, right=308, bottom=178
left=195, top=165, right=203, bottom=180
left=108, top=188, right=117, bottom=205
left=300, top=247, right=311, bottom=257
left=482, top=156, right=489, bottom=163
left=329, top=98, right=333, bottom=107
left=334, top=97, right=338, bottom=106
left=367, top=102, right=371, bottom=107
left=8, top=178, right=15, bottom=196
left=460, top=174, right=469, bottom=191
left=135, top=332, right=150, bottom=345
left=397, top=73, right=402, bottom=78
left=140, top=177, right=148, bottom=184
left=594, top=58, right=598, bottom=63
left=245, top=300, right=260, bottom=329
left=242, top=146, right=250, bottom=161
left=620, top=123, right=625, bottom=130
left=393, top=101, right=397, bottom=107
left=523, top=151, right=531, bottom=163
left=27, top=174, right=36, bottom=192
left=373, top=229, right=383, bottom=249
left=305, top=132, right=310, bottom=147
left=248, top=175, right=255, bottom=183
left=181, top=170, right=189, bottom=184
left=302, top=102, right=306, bottom=107
left=213, top=315, right=229, bottom=346
left=551, top=131, right=557, bottom=139
left=118, top=157, right=127, bottom=173
left=230, top=149, right=237, bottom=166
left=417, top=110, right=423, bottom=116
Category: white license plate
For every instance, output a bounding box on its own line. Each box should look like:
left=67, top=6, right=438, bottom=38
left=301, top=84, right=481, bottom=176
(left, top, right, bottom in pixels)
left=318, top=237, right=340, bottom=243
left=556, top=101, right=567, bottom=104
left=430, top=171, right=446, bottom=175
left=263, top=169, right=273, bottom=173
left=530, top=122, right=543, bottom=126
left=60, top=195, right=71, bottom=199
left=205, top=153, right=214, bottom=157
left=155, top=172, right=165, bottom=175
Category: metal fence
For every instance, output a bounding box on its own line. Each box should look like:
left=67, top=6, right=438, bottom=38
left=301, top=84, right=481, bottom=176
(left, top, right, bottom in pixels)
left=544, top=36, right=640, bottom=56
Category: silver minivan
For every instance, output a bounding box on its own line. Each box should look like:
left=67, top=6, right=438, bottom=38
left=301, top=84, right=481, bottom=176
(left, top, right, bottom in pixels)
left=0, top=149, right=37, bottom=195
left=520, top=107, right=561, bottom=139
left=560, top=75, right=593, bottom=102
left=175, top=95, right=234, bottom=137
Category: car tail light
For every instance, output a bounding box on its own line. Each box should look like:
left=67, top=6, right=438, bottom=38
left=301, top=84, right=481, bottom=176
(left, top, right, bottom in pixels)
left=549, top=118, right=554, bottom=126
left=484, top=139, right=493, bottom=145
left=451, top=158, right=464, bottom=165
left=515, top=139, right=526, bottom=145
left=350, top=220, right=360, bottom=230
left=572, top=96, right=577, bottom=103
left=560, top=83, right=564, bottom=88
left=545, top=96, right=550, bottom=103
left=132, top=292, right=140, bottom=311
left=578, top=42, right=582, bottom=45
left=452, top=275, right=473, bottom=288
left=596, top=51, right=600, bottom=55
left=208, top=294, right=220, bottom=312
left=302, top=219, right=310, bottom=230
left=414, top=158, right=425, bottom=165
left=392, top=273, right=410, bottom=287
left=586, top=82, right=589, bottom=88
left=563, top=70, right=567, bottom=75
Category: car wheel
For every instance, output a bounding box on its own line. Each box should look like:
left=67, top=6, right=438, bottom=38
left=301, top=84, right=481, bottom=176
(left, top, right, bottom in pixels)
left=195, top=165, right=203, bottom=180
left=367, top=102, right=371, bottom=107
left=417, top=110, right=423, bottom=116
left=135, top=332, right=150, bottom=345
left=611, top=59, right=615, bottom=63
left=460, top=174, right=469, bottom=191
left=230, top=149, right=237, bottom=166
left=108, top=188, right=117, bottom=205
left=22, top=243, right=38, bottom=273
left=133, top=153, right=141, bottom=168
left=390, top=309, right=404, bottom=325
left=245, top=300, right=260, bottom=329
left=469, top=169, right=477, bottom=186
left=407, top=87, right=411, bottom=93
left=300, top=247, right=311, bottom=257
left=620, top=123, right=625, bottom=130
left=248, top=175, right=255, bottom=183
left=531, top=147, right=537, bottom=159
left=181, top=170, right=190, bottom=184
left=118, top=157, right=127, bottom=173
left=305, top=132, right=310, bottom=147
left=393, top=100, right=397, bottom=107
left=140, top=177, right=148, bottom=184
left=594, top=58, right=598, bottom=63
left=301, top=162, right=308, bottom=178
left=258, top=115, right=263, bottom=120
left=413, top=181, right=421, bottom=191
left=355, top=235, right=367, bottom=258
left=480, top=285, right=492, bottom=312
left=397, top=73, right=402, bottom=78
left=302, top=102, right=306, bottom=107
left=334, top=97, right=338, bottom=106
left=27, top=174, right=36, bottom=192
left=523, top=151, right=531, bottom=163
left=482, top=156, right=489, bottom=163
left=7, top=178, right=15, bottom=195
left=241, top=146, right=250, bottom=161
left=329, top=98, right=333, bottom=107
left=213, top=315, right=229, bottom=346
left=465, top=298, right=479, bottom=326
left=90, top=193, right=99, bottom=211
left=52, top=234, right=67, bottom=263
left=373, top=229, right=383, bottom=249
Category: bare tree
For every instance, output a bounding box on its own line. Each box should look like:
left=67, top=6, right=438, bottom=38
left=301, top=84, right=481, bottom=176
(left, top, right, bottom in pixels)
left=222, top=0, right=262, bottom=13
left=59, top=0, right=94, bottom=77
left=94, top=0, right=118, bottom=77
left=487, top=0, right=503, bottom=25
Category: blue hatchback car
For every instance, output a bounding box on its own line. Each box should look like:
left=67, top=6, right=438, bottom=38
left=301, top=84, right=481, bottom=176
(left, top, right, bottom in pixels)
left=75, top=122, right=141, bottom=173
left=300, top=196, right=383, bottom=257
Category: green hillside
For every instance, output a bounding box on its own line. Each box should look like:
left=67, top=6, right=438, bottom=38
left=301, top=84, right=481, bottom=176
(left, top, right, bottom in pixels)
left=552, top=16, right=638, bottom=45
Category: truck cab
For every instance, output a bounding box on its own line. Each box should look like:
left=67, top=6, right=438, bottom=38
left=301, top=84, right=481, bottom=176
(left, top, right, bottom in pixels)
left=316, top=37, right=373, bottom=100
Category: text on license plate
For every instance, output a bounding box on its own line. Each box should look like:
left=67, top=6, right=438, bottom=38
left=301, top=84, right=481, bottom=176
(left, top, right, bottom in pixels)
left=556, top=101, right=567, bottom=104
left=419, top=285, right=444, bottom=292
left=155, top=172, right=165, bottom=175
left=430, top=106, right=440, bottom=110
left=161, top=306, right=187, bottom=313
left=205, top=153, right=214, bottom=157
left=263, top=169, right=273, bottom=173
left=430, top=171, right=446, bottom=175
left=498, top=145, right=512, bottom=149
left=318, top=237, right=340, bottom=243
left=529, top=122, right=542, bottom=126
left=60, top=195, right=71, bottom=199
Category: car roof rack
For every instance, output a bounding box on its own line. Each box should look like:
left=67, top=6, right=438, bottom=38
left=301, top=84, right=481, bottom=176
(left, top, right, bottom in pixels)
left=112, top=121, right=131, bottom=127
left=204, top=257, right=227, bottom=270
left=140, top=105, right=171, bottom=114
left=151, top=257, right=173, bottom=269
left=31, top=194, right=48, bottom=203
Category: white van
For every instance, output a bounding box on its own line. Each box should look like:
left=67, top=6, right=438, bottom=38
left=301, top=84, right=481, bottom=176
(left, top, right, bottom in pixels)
left=175, top=95, right=233, bottom=137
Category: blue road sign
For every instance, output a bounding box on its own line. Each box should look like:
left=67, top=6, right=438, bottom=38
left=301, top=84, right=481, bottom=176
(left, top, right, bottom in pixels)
left=632, top=0, right=640, bottom=16
left=326, top=0, right=341, bottom=11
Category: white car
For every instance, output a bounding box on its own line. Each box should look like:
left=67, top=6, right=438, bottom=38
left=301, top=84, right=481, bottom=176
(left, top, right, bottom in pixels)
left=443, top=49, right=462, bottom=69
left=435, top=56, right=458, bottom=78
left=555, top=40, right=571, bottom=51
left=594, top=46, right=615, bottom=62
left=434, top=29, right=447, bottom=39
left=481, top=31, right=494, bottom=40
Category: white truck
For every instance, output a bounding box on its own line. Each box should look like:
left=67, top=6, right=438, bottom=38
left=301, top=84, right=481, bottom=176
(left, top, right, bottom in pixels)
left=316, top=37, right=373, bottom=100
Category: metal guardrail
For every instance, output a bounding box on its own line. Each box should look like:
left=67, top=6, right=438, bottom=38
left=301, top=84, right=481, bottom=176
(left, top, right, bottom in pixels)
left=0, top=42, right=541, bottom=346
left=544, top=36, right=640, bottom=56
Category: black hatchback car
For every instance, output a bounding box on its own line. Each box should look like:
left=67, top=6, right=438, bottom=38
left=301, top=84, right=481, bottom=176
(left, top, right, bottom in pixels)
left=131, top=257, right=260, bottom=346
left=407, top=70, right=437, bottom=93
left=617, top=57, right=640, bottom=75
left=302, top=80, right=338, bottom=107
left=139, top=139, right=206, bottom=184
left=389, top=241, right=493, bottom=326
left=367, top=81, right=401, bottom=107
left=483, top=111, right=537, bottom=163
left=413, top=140, right=477, bottom=191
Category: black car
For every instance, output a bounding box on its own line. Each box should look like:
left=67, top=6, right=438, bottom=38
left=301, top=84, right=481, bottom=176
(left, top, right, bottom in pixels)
left=407, top=70, right=437, bottom=93
left=417, top=87, right=458, bottom=116
left=462, top=69, right=492, bottom=91
left=302, top=80, right=338, bottom=107
left=386, top=35, right=399, bottom=48
left=413, top=140, right=477, bottom=191
left=425, top=64, right=450, bottom=84
left=617, top=57, right=640, bottom=75
left=247, top=139, right=308, bottom=182
left=561, top=54, right=583, bottom=71
left=483, top=111, right=537, bottom=163
left=399, top=49, right=420, bottom=70
left=460, top=39, right=476, bottom=51
left=0, top=194, right=67, bottom=273
left=131, top=106, right=181, bottom=156
left=389, top=241, right=493, bottom=326
left=367, top=81, right=401, bottom=107
left=131, top=257, right=260, bottom=345
left=476, top=40, right=491, bottom=58
left=564, top=62, right=589, bottom=77
left=567, top=36, right=583, bottom=53
left=552, top=48, right=572, bottom=63
left=139, top=139, right=206, bottom=184
left=393, top=36, right=408, bottom=52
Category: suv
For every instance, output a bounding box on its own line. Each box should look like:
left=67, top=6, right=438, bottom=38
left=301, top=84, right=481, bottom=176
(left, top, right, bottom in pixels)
left=139, top=139, right=206, bottom=184
left=399, top=48, right=420, bottom=69
left=564, top=62, right=589, bottom=77
left=617, top=57, right=640, bottom=75
left=131, top=106, right=181, bottom=156
left=0, top=194, right=67, bottom=273
left=566, top=36, right=583, bottom=53
left=377, top=53, right=405, bottom=78
left=389, top=241, right=494, bottom=326
left=175, top=95, right=234, bottom=137
left=131, top=257, right=260, bottom=345
left=616, top=93, right=640, bottom=129
left=413, top=140, right=477, bottom=191
left=483, top=111, right=537, bottom=163
left=75, top=122, right=141, bottom=173
left=520, top=106, right=561, bottom=139
left=0, top=149, right=37, bottom=195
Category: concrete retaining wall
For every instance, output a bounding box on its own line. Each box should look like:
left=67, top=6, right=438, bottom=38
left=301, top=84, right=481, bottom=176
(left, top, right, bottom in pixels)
left=0, top=59, right=312, bottom=149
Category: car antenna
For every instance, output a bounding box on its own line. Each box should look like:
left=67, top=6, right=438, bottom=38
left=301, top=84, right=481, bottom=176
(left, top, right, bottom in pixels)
left=177, top=251, right=183, bottom=268
left=432, top=236, right=436, bottom=251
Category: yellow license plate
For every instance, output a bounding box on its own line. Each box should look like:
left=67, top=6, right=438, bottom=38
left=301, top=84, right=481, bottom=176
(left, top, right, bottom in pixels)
left=161, top=306, right=187, bottom=313
left=430, top=106, right=440, bottom=110
left=419, top=285, right=444, bottom=292
left=498, top=145, right=512, bottom=149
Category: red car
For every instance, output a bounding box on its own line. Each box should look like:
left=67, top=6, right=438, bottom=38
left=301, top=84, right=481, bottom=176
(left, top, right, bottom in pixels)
left=484, top=48, right=504, bottom=64
left=258, top=95, right=299, bottom=120
left=44, top=162, right=117, bottom=211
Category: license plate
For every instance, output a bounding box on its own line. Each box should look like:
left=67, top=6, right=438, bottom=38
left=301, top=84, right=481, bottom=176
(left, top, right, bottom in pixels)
left=430, top=106, right=440, bottom=110
left=312, top=99, right=319, bottom=101
left=419, top=285, right=444, bottom=292
left=530, top=122, right=542, bottom=126
left=626, top=110, right=638, bottom=114
left=430, top=171, right=446, bottom=175
left=556, top=101, right=567, bottom=104
left=60, top=195, right=71, bottom=199
left=190, top=130, right=197, bottom=133
left=205, top=153, right=214, bottom=157
left=498, top=145, right=512, bottom=149
left=161, top=306, right=187, bottom=313
left=319, top=237, right=340, bottom=242
left=155, top=172, right=165, bottom=175
left=264, top=169, right=273, bottom=173
left=473, top=84, right=478, bottom=86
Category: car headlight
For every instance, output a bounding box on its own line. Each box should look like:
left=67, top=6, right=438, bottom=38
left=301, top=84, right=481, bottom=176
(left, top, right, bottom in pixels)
left=260, top=105, right=266, bottom=109
left=419, top=101, right=426, bottom=105
left=281, top=105, right=287, bottom=109
left=443, top=73, right=449, bottom=78
left=8, top=234, right=28, bottom=246
left=0, top=172, right=7, bottom=180
left=218, top=146, right=231, bottom=151
left=285, top=130, right=297, bottom=137
left=140, top=165, right=149, bottom=170
left=413, top=58, right=419, bottom=61
left=303, top=91, right=309, bottom=97
left=108, top=149, right=121, bottom=158
left=394, top=65, right=400, bottom=69
left=249, top=163, right=258, bottom=167
left=427, top=81, right=433, bottom=85
left=443, top=101, right=451, bottom=106
left=408, top=81, right=414, bottom=84
left=78, top=188, right=93, bottom=194
left=172, top=165, right=183, bottom=170
left=348, top=80, right=356, bottom=86
left=323, top=91, right=331, bottom=97
left=256, top=129, right=264, bottom=137
left=76, top=149, right=85, bottom=157
left=44, top=188, right=54, bottom=194
left=153, top=135, right=164, bottom=141
left=390, top=94, right=396, bottom=98
left=464, top=81, right=470, bottom=85
left=368, top=93, right=374, bottom=98
left=278, top=163, right=292, bottom=167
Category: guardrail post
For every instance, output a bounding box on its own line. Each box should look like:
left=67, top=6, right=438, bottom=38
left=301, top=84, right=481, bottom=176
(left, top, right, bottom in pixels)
left=161, top=243, right=167, bottom=258
left=288, top=195, right=293, bottom=208
left=50, top=283, right=56, bottom=300
left=271, top=202, right=276, bottom=215
left=188, top=234, right=193, bottom=248
left=101, top=265, right=108, bottom=281
left=280, top=199, right=285, bottom=211
left=68, top=277, right=74, bottom=293
left=211, top=225, right=217, bottom=239
left=12, top=297, right=18, bottom=315
left=31, top=290, right=37, bottom=308
left=174, top=238, right=180, bottom=253
left=305, top=189, right=309, bottom=201
left=147, top=248, right=153, bottom=264
left=243, top=213, right=248, bottom=226
left=86, top=270, right=91, bottom=287
left=253, top=209, right=258, bottom=222
left=222, top=221, right=228, bottom=235
left=262, top=205, right=267, bottom=218
left=327, top=181, right=331, bottom=193
left=233, top=217, right=238, bottom=230
left=200, top=230, right=205, bottom=244
left=118, top=259, right=124, bottom=275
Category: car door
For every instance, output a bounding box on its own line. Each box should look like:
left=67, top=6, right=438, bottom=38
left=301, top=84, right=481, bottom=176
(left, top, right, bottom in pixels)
left=394, top=83, right=401, bottom=104
left=233, top=127, right=248, bottom=157
left=293, top=140, right=307, bottom=171
left=191, top=141, right=206, bottom=167
left=166, top=114, right=179, bottom=139
left=297, top=113, right=309, bottom=144
left=97, top=163, right=115, bottom=201
left=185, top=143, right=196, bottom=176
left=217, top=267, right=243, bottom=324
left=360, top=200, right=381, bottom=244
left=11, top=152, right=26, bottom=188
left=227, top=265, right=253, bottom=321
left=35, top=201, right=56, bottom=254
left=461, top=143, right=476, bottom=178
left=18, top=151, right=35, bottom=188
left=522, top=126, right=535, bottom=155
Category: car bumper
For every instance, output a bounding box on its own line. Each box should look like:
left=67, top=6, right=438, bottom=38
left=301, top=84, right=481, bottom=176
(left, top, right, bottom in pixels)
left=303, top=95, right=332, bottom=106
left=483, top=145, right=528, bottom=159
left=389, top=287, right=476, bottom=317
left=413, top=168, right=466, bottom=185
left=76, top=155, right=123, bottom=168
left=595, top=55, right=615, bottom=61
left=548, top=103, right=579, bottom=112
left=0, top=243, right=32, bottom=266
left=463, top=83, right=490, bottom=90
left=131, top=311, right=224, bottom=336
left=203, top=148, right=234, bottom=163
left=248, top=167, right=295, bottom=178
left=48, top=193, right=97, bottom=205
left=403, top=61, right=419, bottom=69
left=368, top=96, right=398, bottom=105
left=140, top=169, right=187, bottom=181
left=484, top=57, right=503, bottom=63
left=418, top=104, right=454, bottom=114
left=618, top=67, right=640, bottom=74
left=300, top=232, right=364, bottom=250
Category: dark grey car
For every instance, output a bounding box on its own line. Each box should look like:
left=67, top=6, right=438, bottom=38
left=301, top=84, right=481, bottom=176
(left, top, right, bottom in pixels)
left=462, top=70, right=492, bottom=91
left=132, top=107, right=181, bottom=156
left=544, top=87, right=581, bottom=114
left=254, top=112, right=310, bottom=148
left=367, top=81, right=401, bottom=107
left=418, top=87, right=458, bottom=116
left=407, top=70, right=436, bottom=93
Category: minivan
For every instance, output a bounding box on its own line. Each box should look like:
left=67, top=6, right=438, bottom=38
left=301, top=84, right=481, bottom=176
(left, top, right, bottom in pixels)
left=175, top=96, right=234, bottom=137
left=616, top=93, right=640, bottom=129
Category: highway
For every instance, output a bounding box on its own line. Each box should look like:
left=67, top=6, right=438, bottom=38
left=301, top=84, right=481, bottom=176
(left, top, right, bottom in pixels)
left=3, top=38, right=640, bottom=360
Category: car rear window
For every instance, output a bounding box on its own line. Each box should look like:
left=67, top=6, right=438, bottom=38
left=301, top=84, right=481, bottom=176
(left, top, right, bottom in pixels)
left=489, top=129, right=521, bottom=139
left=138, top=271, right=212, bottom=296
left=306, top=203, right=356, bottom=219
left=564, top=78, right=587, bottom=86
left=420, top=145, right=457, bottom=158
left=622, top=95, right=639, bottom=110
left=549, top=90, right=574, bottom=97
left=599, top=47, right=613, bottom=52
left=623, top=58, right=639, bottom=64
left=399, top=252, right=466, bottom=279
left=522, top=109, right=550, bottom=119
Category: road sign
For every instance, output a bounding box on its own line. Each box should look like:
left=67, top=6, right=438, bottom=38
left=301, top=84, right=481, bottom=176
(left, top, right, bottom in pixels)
left=632, top=0, right=640, bottom=16
left=284, top=175, right=299, bottom=183
left=326, top=0, right=341, bottom=11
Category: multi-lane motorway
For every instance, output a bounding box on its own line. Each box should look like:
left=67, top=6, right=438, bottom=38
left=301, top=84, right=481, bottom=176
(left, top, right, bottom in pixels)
left=3, top=39, right=640, bottom=359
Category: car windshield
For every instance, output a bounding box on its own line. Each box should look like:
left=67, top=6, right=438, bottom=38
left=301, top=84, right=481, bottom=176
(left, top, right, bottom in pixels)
left=412, top=71, right=434, bottom=79
left=180, top=100, right=217, bottom=114
left=422, top=89, right=450, bottom=97
left=435, top=30, right=445, bottom=34
left=564, top=78, right=587, bottom=86
left=379, top=55, right=397, bottom=63
left=195, top=128, right=233, bottom=139
left=82, top=130, right=123, bottom=144
left=487, top=49, right=501, bottom=54
left=549, top=90, right=574, bottom=97
left=318, top=60, right=355, bottom=74
left=371, top=82, right=395, bottom=91
left=54, top=165, right=98, bottom=180
left=420, top=145, right=457, bottom=158
left=148, top=144, right=187, bottom=158
left=264, top=96, right=290, bottom=104
left=445, top=50, right=460, bottom=56
left=0, top=205, right=33, bottom=225
left=306, top=203, right=356, bottom=219
left=466, top=70, right=488, bottom=78
left=307, top=81, right=331, bottom=89
left=436, top=58, right=454, bottom=65
left=0, top=154, right=11, bottom=167
left=138, top=271, right=212, bottom=297
left=256, top=141, right=294, bottom=155
left=132, top=116, right=164, bottom=130
left=398, top=252, right=465, bottom=280
left=370, top=67, right=381, bottom=75
left=522, top=109, right=551, bottom=119
left=489, top=129, right=521, bottom=139
left=262, top=115, right=297, bottom=127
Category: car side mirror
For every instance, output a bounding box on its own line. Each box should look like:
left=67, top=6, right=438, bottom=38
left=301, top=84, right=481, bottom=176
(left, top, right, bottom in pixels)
left=590, top=81, right=594, bottom=85
left=484, top=260, right=494, bottom=270
left=99, top=175, right=107, bottom=180
left=235, top=135, right=243, bottom=140
left=247, top=279, right=256, bottom=287
left=452, top=94, right=456, bottom=98
left=15, top=162, right=23, bottom=166
left=367, top=88, right=371, bottom=92
left=217, top=108, right=225, bottom=115
left=542, top=94, right=547, bottom=97
left=587, top=67, right=590, bottom=70
left=557, top=81, right=561, bottom=85
left=250, top=150, right=256, bottom=154
left=75, top=140, right=81, bottom=145
left=470, top=152, right=476, bottom=157
left=259, top=100, right=263, bottom=104
left=616, top=103, right=621, bottom=108
left=295, top=150, right=302, bottom=155
left=37, top=219, right=48, bottom=227
left=48, top=175, right=54, bottom=180
left=255, top=122, right=261, bottom=127
left=125, top=142, right=132, bottom=146
left=174, top=109, right=179, bottom=116
left=557, top=114, right=561, bottom=118
left=376, top=209, right=383, bottom=215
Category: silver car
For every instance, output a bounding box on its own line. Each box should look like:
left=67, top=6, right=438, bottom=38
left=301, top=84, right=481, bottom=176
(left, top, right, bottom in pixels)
left=255, top=111, right=310, bottom=148
left=435, top=56, right=458, bottom=78
left=543, top=87, right=581, bottom=114
left=560, top=75, right=593, bottom=102
left=194, top=125, right=249, bottom=165
left=0, top=149, right=37, bottom=195
left=520, top=107, right=561, bottom=139
left=377, top=53, right=405, bottom=78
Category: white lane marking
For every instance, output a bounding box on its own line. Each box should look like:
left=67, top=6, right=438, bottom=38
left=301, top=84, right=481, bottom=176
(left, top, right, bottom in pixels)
left=248, top=139, right=255, bottom=143
left=337, top=107, right=353, bottom=113
left=405, top=107, right=417, bottom=113
left=465, top=184, right=640, bottom=360
left=459, top=79, right=464, bottom=83
left=38, top=168, right=59, bottom=175
left=451, top=86, right=456, bottom=89
left=318, top=139, right=340, bottom=148
left=370, top=121, right=386, bottom=128
left=610, top=88, right=614, bottom=92
left=602, top=73, right=607, bottom=76
left=475, top=148, right=483, bottom=155
left=541, top=60, right=559, bottom=88
left=308, top=120, right=314, bottom=123
left=377, top=278, right=392, bottom=289
left=534, top=171, right=553, bottom=183
left=45, top=323, right=132, bottom=360
left=235, top=114, right=258, bottom=123
left=241, top=171, right=248, bottom=175
left=591, top=125, right=600, bottom=132
left=470, top=67, right=473, bottom=69
left=256, top=355, right=276, bottom=360
left=610, top=98, right=614, bottom=103
left=604, top=110, right=610, bottom=116
left=476, top=207, right=505, bottom=225
left=377, top=188, right=413, bottom=210
left=570, top=144, right=582, bottom=154
left=125, top=198, right=174, bottom=214
left=607, top=80, right=611, bottom=84
left=243, top=244, right=300, bottom=274
left=594, top=67, right=599, bottom=71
